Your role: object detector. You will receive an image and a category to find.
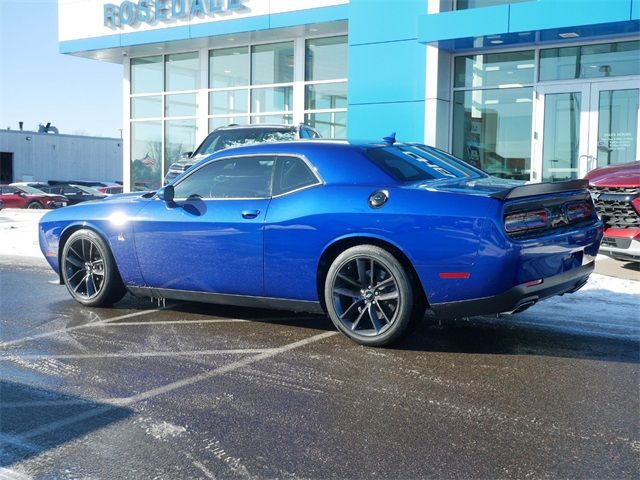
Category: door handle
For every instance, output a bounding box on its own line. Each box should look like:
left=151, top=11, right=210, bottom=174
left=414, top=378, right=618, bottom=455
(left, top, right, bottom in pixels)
left=241, top=209, right=260, bottom=219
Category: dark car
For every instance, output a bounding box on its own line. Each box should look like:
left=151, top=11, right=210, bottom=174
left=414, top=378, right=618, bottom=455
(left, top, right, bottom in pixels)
left=1, top=184, right=68, bottom=209
left=38, top=183, right=109, bottom=205
left=49, top=180, right=123, bottom=194
left=585, top=161, right=640, bottom=262
left=39, top=139, right=602, bottom=347
left=163, top=123, right=321, bottom=185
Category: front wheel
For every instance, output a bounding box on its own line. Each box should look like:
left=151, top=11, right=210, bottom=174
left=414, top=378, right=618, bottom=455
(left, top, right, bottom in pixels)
left=61, top=230, right=126, bottom=306
left=324, top=245, right=423, bottom=346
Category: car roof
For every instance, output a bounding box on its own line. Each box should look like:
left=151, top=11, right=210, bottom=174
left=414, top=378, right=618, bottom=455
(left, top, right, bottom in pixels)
left=198, top=140, right=398, bottom=186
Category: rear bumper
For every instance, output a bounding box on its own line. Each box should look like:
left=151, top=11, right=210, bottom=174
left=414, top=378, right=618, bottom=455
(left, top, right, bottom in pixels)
left=599, top=228, right=640, bottom=261
left=430, top=262, right=594, bottom=319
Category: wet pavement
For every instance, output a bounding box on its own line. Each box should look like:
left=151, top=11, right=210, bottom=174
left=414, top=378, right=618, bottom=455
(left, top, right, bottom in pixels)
left=1, top=258, right=639, bottom=479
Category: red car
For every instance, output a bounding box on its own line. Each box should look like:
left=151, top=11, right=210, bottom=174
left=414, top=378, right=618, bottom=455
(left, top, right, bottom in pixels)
left=586, top=161, right=640, bottom=262
left=0, top=185, right=68, bottom=209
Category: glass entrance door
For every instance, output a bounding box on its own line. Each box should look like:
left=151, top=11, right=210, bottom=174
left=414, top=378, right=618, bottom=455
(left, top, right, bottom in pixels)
left=589, top=80, right=640, bottom=170
left=534, top=80, right=640, bottom=182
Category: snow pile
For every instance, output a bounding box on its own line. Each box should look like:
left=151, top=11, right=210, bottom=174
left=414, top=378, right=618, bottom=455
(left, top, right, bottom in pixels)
left=0, top=209, right=46, bottom=257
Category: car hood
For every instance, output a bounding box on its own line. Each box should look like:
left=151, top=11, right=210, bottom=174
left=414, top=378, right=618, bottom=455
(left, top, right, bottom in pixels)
left=406, top=175, right=526, bottom=197
left=585, top=161, right=640, bottom=187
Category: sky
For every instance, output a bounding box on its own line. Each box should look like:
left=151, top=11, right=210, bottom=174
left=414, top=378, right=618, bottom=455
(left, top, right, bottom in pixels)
left=0, top=0, right=123, bottom=138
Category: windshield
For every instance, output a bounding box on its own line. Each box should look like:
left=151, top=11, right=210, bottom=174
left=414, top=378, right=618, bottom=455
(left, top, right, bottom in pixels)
left=365, top=144, right=487, bottom=183
left=16, top=185, right=47, bottom=195
left=195, top=128, right=297, bottom=156
left=72, top=184, right=104, bottom=195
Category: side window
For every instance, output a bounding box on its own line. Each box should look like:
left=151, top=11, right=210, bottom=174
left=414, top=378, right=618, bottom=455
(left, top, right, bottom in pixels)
left=174, top=155, right=275, bottom=199
left=3, top=186, right=17, bottom=194
left=273, top=156, right=319, bottom=196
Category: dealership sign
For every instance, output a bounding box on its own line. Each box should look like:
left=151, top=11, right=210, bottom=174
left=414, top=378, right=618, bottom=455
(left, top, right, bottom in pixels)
left=104, top=0, right=246, bottom=27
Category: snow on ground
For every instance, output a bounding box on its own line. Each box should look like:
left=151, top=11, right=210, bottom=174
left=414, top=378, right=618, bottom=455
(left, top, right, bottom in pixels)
left=0, top=208, right=638, bottom=340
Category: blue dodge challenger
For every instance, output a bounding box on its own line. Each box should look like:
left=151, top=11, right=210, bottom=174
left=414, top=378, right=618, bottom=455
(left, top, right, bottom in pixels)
left=39, top=140, right=603, bottom=346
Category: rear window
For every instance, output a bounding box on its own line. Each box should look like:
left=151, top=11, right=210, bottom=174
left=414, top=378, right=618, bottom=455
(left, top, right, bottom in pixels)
left=196, top=128, right=297, bottom=156
left=365, top=145, right=486, bottom=182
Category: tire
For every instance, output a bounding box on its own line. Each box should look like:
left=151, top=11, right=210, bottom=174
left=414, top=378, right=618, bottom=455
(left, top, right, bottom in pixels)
left=324, top=245, right=423, bottom=347
left=61, top=230, right=126, bottom=307
left=26, top=201, right=43, bottom=209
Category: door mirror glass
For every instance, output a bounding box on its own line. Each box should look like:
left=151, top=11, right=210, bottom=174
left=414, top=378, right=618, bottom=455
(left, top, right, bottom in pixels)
left=157, top=185, right=174, bottom=202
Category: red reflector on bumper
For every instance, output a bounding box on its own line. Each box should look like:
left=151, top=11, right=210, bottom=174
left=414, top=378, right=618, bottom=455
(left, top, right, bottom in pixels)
left=525, top=278, right=544, bottom=287
left=439, top=272, right=471, bottom=279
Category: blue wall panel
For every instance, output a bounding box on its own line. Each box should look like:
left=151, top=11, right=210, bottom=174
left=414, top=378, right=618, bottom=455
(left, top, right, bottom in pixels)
left=347, top=0, right=428, bottom=142
left=349, top=0, right=427, bottom=45
left=418, top=4, right=510, bottom=43
left=510, top=0, right=633, bottom=32
left=348, top=101, right=425, bottom=143
left=632, top=0, right=640, bottom=20
left=348, top=40, right=426, bottom=105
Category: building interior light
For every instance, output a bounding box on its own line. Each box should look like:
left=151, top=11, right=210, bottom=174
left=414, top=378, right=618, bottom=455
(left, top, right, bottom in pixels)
left=490, top=39, right=504, bottom=45
left=559, top=32, right=580, bottom=38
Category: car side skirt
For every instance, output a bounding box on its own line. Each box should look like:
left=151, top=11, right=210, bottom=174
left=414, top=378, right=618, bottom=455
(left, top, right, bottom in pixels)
left=127, top=286, right=325, bottom=314
left=430, top=262, right=595, bottom=319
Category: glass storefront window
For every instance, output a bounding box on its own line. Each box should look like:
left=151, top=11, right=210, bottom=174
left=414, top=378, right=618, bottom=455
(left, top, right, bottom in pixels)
left=251, top=86, right=293, bottom=113
left=131, top=121, right=162, bottom=191
left=597, top=89, right=639, bottom=167
left=209, top=117, right=248, bottom=131
left=305, top=83, right=347, bottom=110
left=539, top=40, right=640, bottom=81
left=454, top=51, right=535, bottom=88
left=456, top=0, right=531, bottom=9
left=165, top=93, right=197, bottom=117
left=250, top=114, right=293, bottom=125
left=305, top=111, right=347, bottom=139
left=305, top=36, right=348, bottom=81
left=251, top=42, right=294, bottom=85
left=209, top=47, right=249, bottom=88
left=166, top=52, right=199, bottom=91
left=209, top=90, right=248, bottom=115
left=131, top=96, right=162, bottom=119
left=452, top=87, right=533, bottom=180
left=131, top=56, right=163, bottom=94
left=165, top=119, right=197, bottom=173
left=541, top=92, right=582, bottom=182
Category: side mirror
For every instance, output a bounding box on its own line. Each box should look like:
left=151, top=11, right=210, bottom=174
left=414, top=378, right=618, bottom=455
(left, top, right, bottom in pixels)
left=157, top=185, right=174, bottom=203
left=181, top=151, right=193, bottom=159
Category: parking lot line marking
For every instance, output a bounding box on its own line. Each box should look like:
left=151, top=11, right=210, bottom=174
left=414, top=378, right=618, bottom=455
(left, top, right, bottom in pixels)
left=16, top=331, right=338, bottom=441
left=0, top=307, right=171, bottom=348
left=0, top=433, right=42, bottom=454
left=121, top=331, right=338, bottom=404
left=1, top=399, right=118, bottom=409
left=0, top=348, right=272, bottom=361
left=92, top=318, right=250, bottom=326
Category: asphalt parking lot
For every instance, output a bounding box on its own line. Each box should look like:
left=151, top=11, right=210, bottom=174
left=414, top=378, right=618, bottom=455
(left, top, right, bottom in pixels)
left=1, top=252, right=639, bottom=479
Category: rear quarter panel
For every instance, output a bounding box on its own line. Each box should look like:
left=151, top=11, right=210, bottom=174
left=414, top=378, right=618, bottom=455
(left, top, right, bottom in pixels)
left=264, top=185, right=495, bottom=301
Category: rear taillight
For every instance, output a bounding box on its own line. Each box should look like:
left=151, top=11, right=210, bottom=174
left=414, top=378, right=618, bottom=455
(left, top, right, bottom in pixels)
left=633, top=197, right=640, bottom=215
left=566, top=201, right=592, bottom=222
left=505, top=209, right=549, bottom=234
left=98, top=187, right=108, bottom=193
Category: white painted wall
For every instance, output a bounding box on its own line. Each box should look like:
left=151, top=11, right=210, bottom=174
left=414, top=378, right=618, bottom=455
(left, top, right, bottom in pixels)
left=59, top=0, right=349, bottom=42
left=0, top=131, right=123, bottom=183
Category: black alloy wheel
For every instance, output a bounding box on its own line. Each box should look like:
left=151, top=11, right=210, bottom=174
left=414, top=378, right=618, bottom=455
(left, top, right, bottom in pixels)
left=26, top=201, right=43, bottom=209
left=325, top=245, right=422, bottom=346
left=61, top=230, right=126, bottom=306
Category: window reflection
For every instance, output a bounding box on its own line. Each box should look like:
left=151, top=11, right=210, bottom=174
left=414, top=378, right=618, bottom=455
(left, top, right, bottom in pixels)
left=131, top=122, right=162, bottom=191
left=452, top=88, right=532, bottom=180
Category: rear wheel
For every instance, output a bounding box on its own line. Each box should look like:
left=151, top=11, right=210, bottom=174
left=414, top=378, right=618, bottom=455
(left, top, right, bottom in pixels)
left=61, top=230, right=126, bottom=306
left=324, top=245, right=422, bottom=346
left=26, top=201, right=43, bottom=209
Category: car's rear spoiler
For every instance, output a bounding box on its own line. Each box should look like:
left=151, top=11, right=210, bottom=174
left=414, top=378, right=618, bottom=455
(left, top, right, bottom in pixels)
left=490, top=179, right=589, bottom=201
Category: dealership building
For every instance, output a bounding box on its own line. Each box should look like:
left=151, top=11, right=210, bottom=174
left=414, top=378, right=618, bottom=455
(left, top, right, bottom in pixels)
left=58, top=0, right=640, bottom=191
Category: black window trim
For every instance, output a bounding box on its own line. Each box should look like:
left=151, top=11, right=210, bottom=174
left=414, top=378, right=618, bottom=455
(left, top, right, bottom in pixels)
left=169, top=152, right=324, bottom=201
